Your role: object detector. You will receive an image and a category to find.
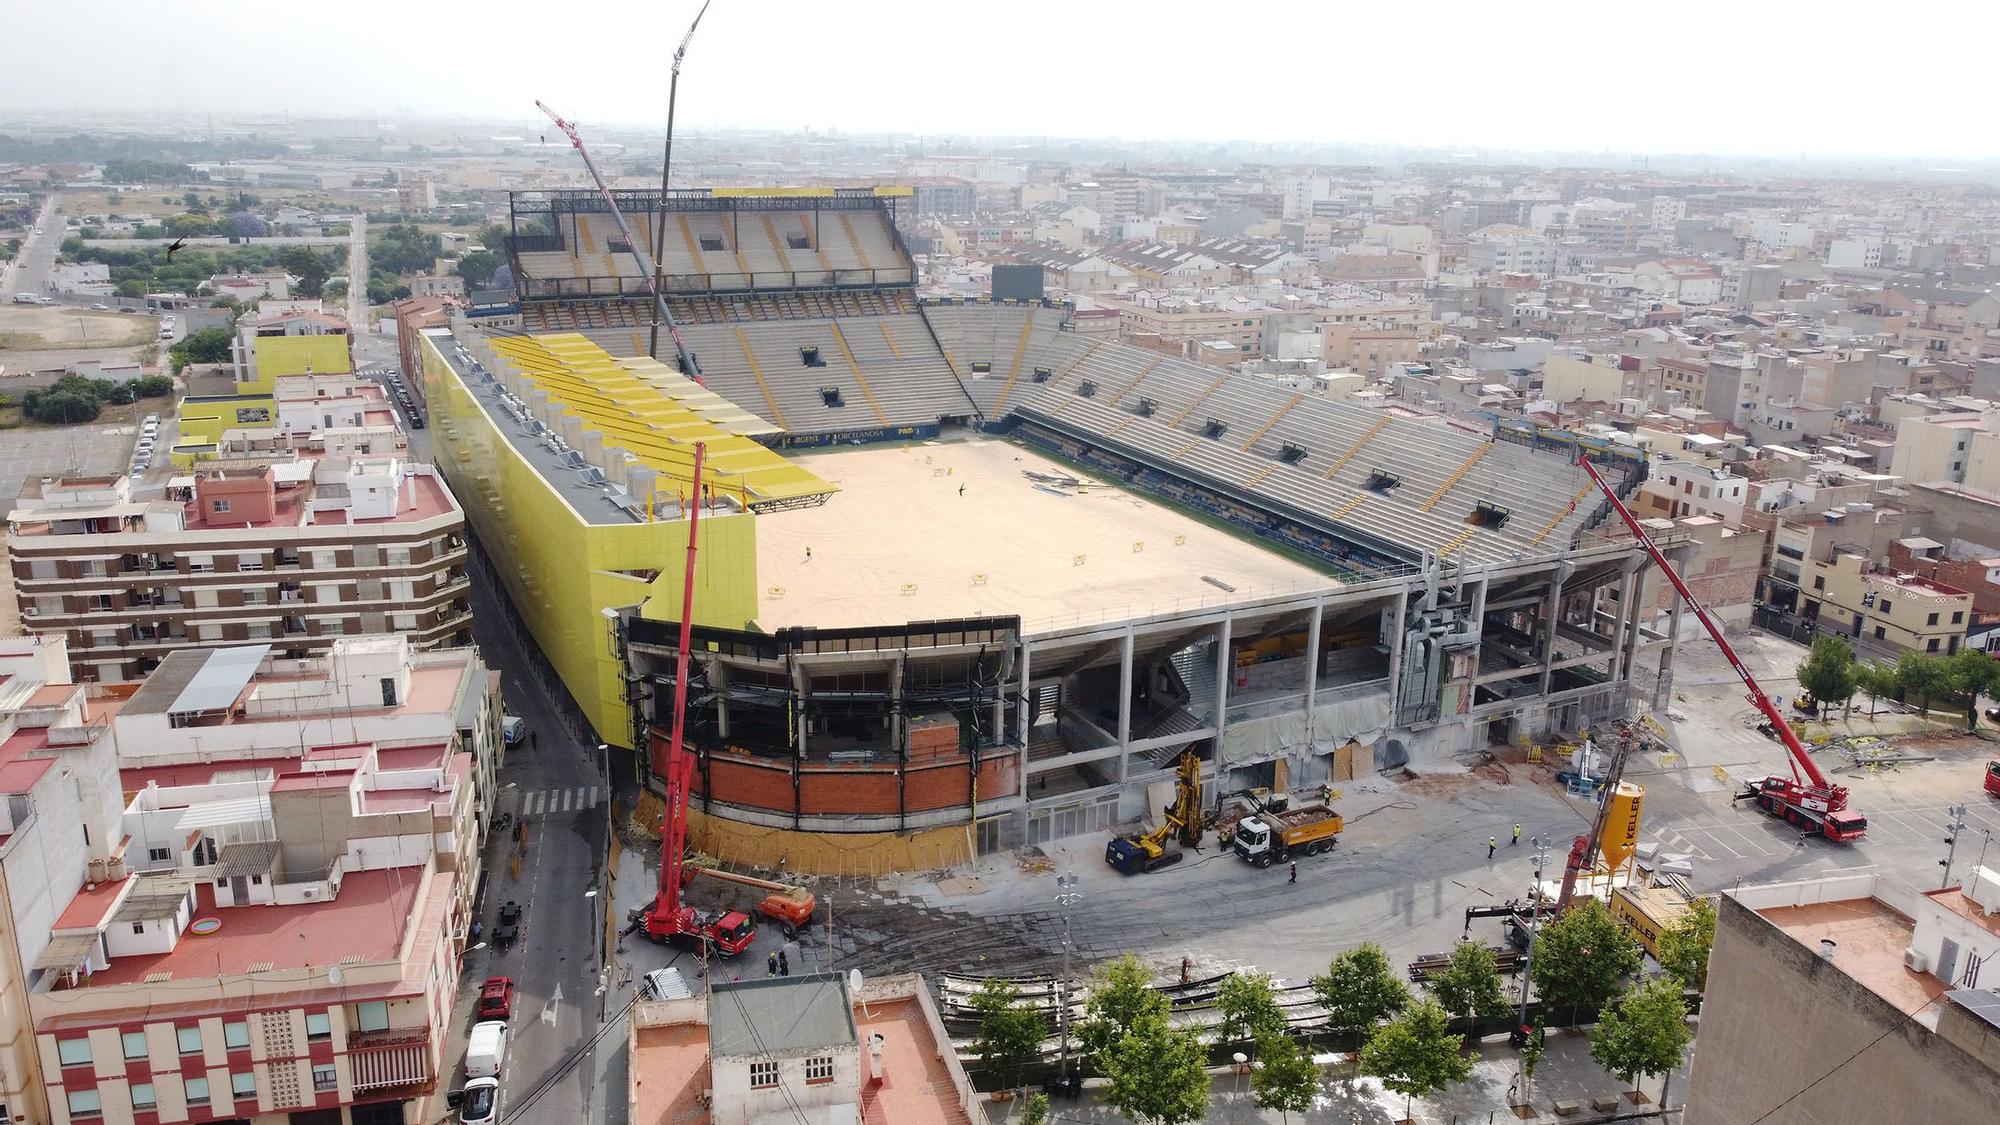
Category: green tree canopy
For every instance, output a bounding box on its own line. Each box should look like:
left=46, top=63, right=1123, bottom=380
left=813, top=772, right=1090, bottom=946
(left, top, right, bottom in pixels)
left=370, top=223, right=437, bottom=275
left=1657, top=896, right=1718, bottom=990
left=1426, top=941, right=1510, bottom=1028
left=1080, top=955, right=1169, bottom=1067
left=280, top=245, right=332, bottom=299
left=1530, top=898, right=1643, bottom=1019
left=1313, top=943, right=1410, bottom=1046
left=1251, top=1031, right=1320, bottom=1125
left=1796, top=635, right=1857, bottom=717
left=1589, top=977, right=1693, bottom=1096
left=1854, top=660, right=1899, bottom=713
left=1944, top=648, right=1999, bottom=729
left=1099, top=1016, right=1211, bottom=1125
left=24, top=389, right=100, bottom=425
left=1894, top=650, right=1950, bottom=715
left=167, top=326, right=234, bottom=373
left=1019, top=1092, right=1049, bottom=1125
left=969, top=978, right=1045, bottom=1093
left=454, top=249, right=505, bottom=290
left=1358, top=997, right=1472, bottom=1121
left=1214, top=970, right=1288, bottom=1052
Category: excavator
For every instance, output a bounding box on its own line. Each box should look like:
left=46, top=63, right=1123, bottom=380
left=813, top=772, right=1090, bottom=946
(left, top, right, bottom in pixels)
left=1105, top=750, right=1204, bottom=874
left=1580, top=457, right=1865, bottom=842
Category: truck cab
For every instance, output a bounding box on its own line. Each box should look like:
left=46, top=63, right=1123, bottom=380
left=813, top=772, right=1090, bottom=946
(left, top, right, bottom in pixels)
left=1232, top=816, right=1279, bottom=866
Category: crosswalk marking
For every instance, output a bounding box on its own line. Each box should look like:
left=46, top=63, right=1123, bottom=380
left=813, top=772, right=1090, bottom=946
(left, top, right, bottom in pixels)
left=517, top=786, right=600, bottom=819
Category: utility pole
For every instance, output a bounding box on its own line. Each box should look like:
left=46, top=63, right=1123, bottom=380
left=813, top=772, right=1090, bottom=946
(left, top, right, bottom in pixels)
left=1941, top=804, right=1969, bottom=889
left=1054, top=872, right=1082, bottom=1090
left=647, top=0, right=714, bottom=363
left=1514, top=835, right=1551, bottom=1103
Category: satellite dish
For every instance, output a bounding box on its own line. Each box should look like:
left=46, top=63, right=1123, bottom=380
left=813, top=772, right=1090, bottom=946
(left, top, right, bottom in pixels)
left=848, top=969, right=864, bottom=992
left=327, top=965, right=344, bottom=986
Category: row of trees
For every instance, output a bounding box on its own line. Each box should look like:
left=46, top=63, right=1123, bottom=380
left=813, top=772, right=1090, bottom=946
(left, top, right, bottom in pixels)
left=1796, top=634, right=2000, bottom=729
left=19, top=374, right=173, bottom=425
left=974, top=896, right=1716, bottom=1123
left=59, top=239, right=341, bottom=300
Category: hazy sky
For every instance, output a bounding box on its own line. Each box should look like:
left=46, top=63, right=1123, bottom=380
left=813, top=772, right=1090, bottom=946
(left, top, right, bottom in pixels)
left=5, top=0, right=1995, bottom=159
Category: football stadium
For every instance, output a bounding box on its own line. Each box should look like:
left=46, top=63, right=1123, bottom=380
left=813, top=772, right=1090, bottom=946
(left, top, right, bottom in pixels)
left=421, top=186, right=1656, bottom=871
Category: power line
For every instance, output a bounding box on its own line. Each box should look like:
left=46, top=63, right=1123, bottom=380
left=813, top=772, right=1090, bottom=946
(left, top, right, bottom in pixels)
left=1744, top=992, right=1945, bottom=1125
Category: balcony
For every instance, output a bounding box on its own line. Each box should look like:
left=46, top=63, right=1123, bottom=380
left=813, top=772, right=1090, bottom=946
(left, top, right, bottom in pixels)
left=346, top=1028, right=434, bottom=1095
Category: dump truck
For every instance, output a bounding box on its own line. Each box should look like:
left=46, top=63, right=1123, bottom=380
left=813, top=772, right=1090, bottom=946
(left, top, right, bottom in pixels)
left=1232, top=803, right=1341, bottom=867
left=1608, top=884, right=1695, bottom=959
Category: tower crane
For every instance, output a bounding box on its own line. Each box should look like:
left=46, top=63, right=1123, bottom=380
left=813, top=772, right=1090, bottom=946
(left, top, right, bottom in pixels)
left=1579, top=457, right=1866, bottom=842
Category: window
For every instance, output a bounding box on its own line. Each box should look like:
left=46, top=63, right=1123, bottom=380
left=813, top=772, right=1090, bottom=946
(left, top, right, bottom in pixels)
left=210, top=499, right=231, bottom=514
left=184, top=1077, right=209, bottom=1106
left=1874, top=626, right=1886, bottom=640
left=123, top=1031, right=148, bottom=1060
left=354, top=1001, right=389, bottom=1033
left=67, top=1089, right=102, bottom=1118
left=177, top=1026, right=203, bottom=1055
left=1879, top=601, right=1890, bottom=617
left=231, top=1072, right=256, bottom=1099
left=58, top=1037, right=92, bottom=1067
left=1954, top=610, right=1965, bottom=624
left=312, top=1064, right=337, bottom=1092
left=1929, top=612, right=1940, bottom=626
left=224, top=1021, right=250, bottom=1050
left=1812, top=576, right=1825, bottom=591
left=147, top=846, right=172, bottom=863
left=305, top=1012, right=332, bottom=1041
left=804, top=1055, right=835, bottom=1085
left=749, top=1060, right=779, bottom=1089
left=130, top=1083, right=156, bottom=1110
left=131, top=921, right=145, bottom=935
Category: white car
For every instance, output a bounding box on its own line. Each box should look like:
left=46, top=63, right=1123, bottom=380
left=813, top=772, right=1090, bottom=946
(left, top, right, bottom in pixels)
left=638, top=967, right=692, bottom=1000
left=458, top=1076, right=499, bottom=1125
left=89, top=303, right=110, bottom=311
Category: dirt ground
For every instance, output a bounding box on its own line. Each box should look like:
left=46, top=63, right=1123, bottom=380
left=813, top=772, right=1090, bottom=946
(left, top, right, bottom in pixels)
left=753, top=438, right=1337, bottom=632
left=0, top=305, right=155, bottom=351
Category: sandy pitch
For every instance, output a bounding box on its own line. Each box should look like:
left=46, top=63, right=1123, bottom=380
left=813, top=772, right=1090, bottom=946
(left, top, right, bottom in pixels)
left=753, top=440, right=1333, bottom=632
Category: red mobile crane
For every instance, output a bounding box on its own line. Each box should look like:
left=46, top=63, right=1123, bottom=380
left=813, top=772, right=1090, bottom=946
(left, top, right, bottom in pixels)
left=637, top=443, right=756, bottom=955
left=1579, top=457, right=1866, bottom=843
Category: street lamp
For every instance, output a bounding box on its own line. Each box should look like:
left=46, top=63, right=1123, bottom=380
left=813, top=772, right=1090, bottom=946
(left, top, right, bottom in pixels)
left=1513, top=835, right=1552, bottom=1103
left=1054, top=872, right=1082, bottom=1091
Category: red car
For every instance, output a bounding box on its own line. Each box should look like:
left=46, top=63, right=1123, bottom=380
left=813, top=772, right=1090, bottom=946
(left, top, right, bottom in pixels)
left=477, top=976, right=514, bottom=1021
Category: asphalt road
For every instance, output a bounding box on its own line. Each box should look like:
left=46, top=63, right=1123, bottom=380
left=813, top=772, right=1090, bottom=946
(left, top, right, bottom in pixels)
left=4, top=192, right=64, bottom=296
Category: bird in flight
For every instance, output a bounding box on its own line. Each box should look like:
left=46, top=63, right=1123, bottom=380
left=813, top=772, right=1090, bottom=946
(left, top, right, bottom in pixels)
left=166, top=237, right=187, bottom=261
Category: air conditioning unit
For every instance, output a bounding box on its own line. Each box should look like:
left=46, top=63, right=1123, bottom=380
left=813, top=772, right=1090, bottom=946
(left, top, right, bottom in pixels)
left=1903, top=947, right=1931, bottom=973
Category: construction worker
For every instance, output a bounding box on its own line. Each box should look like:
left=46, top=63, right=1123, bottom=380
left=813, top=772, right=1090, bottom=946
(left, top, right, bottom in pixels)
left=1488, top=836, right=1497, bottom=859
left=804, top=546, right=812, bottom=561
left=1288, top=861, right=1297, bottom=884
left=767, top=952, right=778, bottom=976
left=1513, top=823, right=1522, bottom=846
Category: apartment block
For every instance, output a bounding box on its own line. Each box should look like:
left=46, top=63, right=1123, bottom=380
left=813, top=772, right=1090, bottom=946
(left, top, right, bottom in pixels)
left=1799, top=550, right=1971, bottom=656
left=1685, top=874, right=2000, bottom=1124
left=7, top=462, right=470, bottom=685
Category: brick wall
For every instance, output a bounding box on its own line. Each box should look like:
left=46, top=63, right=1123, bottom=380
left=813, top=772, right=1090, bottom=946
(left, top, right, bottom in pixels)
left=680, top=740, right=1018, bottom=817
left=1887, top=541, right=2000, bottom=612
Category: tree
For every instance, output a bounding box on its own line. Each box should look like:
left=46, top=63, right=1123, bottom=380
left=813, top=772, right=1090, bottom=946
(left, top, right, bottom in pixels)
left=1099, top=1017, right=1210, bottom=1125
left=479, top=223, right=510, bottom=250
left=1657, top=896, right=1717, bottom=990
left=167, top=326, right=234, bottom=373
left=1312, top=943, right=1410, bottom=1082
left=1019, top=1092, right=1049, bottom=1125
left=1426, top=941, right=1509, bottom=1031
left=280, top=246, right=332, bottom=298
left=1358, top=998, right=1472, bottom=1122
left=369, top=222, right=438, bottom=275
left=1855, top=660, right=1899, bottom=716
left=132, top=375, right=175, bottom=398
left=226, top=210, right=268, bottom=239
left=1214, top=970, right=1288, bottom=1053
left=970, top=978, right=1045, bottom=1094
left=490, top=262, right=514, bottom=294
left=1530, top=897, right=1643, bottom=1020
left=1796, top=635, right=1857, bottom=718
left=1944, top=648, right=1999, bottom=730
left=1589, top=977, right=1693, bottom=1098
left=1251, top=1031, right=1320, bottom=1125
left=25, top=390, right=101, bottom=424
left=1079, top=955, right=1168, bottom=1067
left=1519, top=1016, right=1546, bottom=1083
left=454, top=249, right=505, bottom=289
left=1894, top=650, right=1949, bottom=716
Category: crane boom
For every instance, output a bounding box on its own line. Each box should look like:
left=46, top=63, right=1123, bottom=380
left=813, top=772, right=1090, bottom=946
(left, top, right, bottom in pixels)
left=534, top=99, right=702, bottom=379
left=657, top=441, right=706, bottom=916
left=1578, top=457, right=1862, bottom=841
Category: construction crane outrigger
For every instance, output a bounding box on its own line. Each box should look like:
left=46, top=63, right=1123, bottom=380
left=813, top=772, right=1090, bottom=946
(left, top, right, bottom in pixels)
left=1579, top=457, right=1866, bottom=843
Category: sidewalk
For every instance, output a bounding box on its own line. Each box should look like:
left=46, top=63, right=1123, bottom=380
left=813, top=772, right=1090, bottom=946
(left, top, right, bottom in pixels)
left=981, top=1031, right=1690, bottom=1124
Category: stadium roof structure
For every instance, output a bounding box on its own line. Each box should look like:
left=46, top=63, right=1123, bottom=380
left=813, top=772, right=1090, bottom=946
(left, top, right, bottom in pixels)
left=484, top=333, right=836, bottom=511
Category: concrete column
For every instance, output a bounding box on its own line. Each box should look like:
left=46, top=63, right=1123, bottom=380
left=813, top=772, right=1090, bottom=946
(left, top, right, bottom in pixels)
left=1654, top=592, right=1687, bottom=713
left=889, top=654, right=907, bottom=753
left=791, top=661, right=809, bottom=758
left=1302, top=599, right=1325, bottom=717
left=1384, top=594, right=1409, bottom=719
left=1538, top=563, right=1573, bottom=697
left=1212, top=615, right=1233, bottom=744
left=1116, top=626, right=1136, bottom=783
left=709, top=657, right=730, bottom=739
left=1609, top=566, right=1637, bottom=680
left=1015, top=641, right=1033, bottom=743
left=1620, top=565, right=1650, bottom=685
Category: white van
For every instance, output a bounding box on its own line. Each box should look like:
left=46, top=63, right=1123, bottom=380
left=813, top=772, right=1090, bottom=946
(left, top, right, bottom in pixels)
left=465, top=1021, right=508, bottom=1079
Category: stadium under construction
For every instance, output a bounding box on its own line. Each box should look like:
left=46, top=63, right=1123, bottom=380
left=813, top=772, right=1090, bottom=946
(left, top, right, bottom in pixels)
left=421, top=186, right=1668, bottom=871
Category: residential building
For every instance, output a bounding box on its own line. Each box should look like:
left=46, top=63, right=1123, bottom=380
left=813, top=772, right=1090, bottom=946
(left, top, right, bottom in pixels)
left=1465, top=225, right=1557, bottom=277
left=232, top=313, right=353, bottom=398
left=1685, top=873, right=2000, bottom=1124
left=206, top=274, right=291, bottom=303
left=47, top=263, right=112, bottom=297
left=5, top=463, right=470, bottom=684
left=629, top=972, right=977, bottom=1125
left=395, top=177, right=436, bottom=211
left=406, top=275, right=463, bottom=300
left=1322, top=324, right=1423, bottom=381
left=1799, top=551, right=1970, bottom=655
left=1647, top=460, right=1747, bottom=523
left=1887, top=537, right=2000, bottom=614
left=1891, top=411, right=1999, bottom=488
left=390, top=296, right=459, bottom=409
left=1000, top=244, right=1129, bottom=293
left=1101, top=294, right=1266, bottom=355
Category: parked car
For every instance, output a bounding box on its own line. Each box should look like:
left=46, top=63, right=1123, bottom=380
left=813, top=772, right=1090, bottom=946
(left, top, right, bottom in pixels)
left=457, top=1077, right=499, bottom=1125
left=477, top=976, right=515, bottom=1020
left=493, top=901, right=521, bottom=949
left=89, top=303, right=110, bottom=311
left=410, top=416, right=426, bottom=429
left=464, top=1021, right=508, bottom=1079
